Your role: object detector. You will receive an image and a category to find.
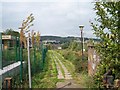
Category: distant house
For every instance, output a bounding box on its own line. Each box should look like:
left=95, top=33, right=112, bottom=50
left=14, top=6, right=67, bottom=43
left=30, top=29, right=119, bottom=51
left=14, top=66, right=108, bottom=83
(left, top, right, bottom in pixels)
left=42, top=40, right=61, bottom=49
left=42, top=40, right=60, bottom=45
left=87, top=44, right=100, bottom=76
left=58, top=46, right=62, bottom=50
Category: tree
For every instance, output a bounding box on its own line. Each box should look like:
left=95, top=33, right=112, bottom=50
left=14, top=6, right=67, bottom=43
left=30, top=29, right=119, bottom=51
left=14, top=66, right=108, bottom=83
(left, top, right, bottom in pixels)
left=31, top=30, right=35, bottom=48
left=61, top=42, right=70, bottom=49
left=19, top=13, right=34, bottom=48
left=91, top=1, right=120, bottom=87
left=3, top=28, right=20, bottom=37
left=36, top=31, right=40, bottom=48
left=20, top=29, right=26, bottom=48
left=68, top=40, right=81, bottom=51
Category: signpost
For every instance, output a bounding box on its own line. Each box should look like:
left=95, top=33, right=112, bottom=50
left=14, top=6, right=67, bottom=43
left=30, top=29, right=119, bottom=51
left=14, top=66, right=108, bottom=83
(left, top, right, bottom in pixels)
left=2, top=35, right=11, bottom=40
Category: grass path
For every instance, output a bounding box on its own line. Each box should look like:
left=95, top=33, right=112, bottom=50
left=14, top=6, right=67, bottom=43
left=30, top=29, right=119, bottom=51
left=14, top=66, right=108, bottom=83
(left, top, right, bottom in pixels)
left=51, top=50, right=72, bottom=80
left=50, top=51, right=64, bottom=79
left=50, top=50, right=82, bottom=88
left=32, top=50, right=83, bottom=88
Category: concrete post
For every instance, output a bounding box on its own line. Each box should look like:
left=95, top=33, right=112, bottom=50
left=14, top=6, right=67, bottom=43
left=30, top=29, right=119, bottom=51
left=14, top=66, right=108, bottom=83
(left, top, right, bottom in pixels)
left=27, top=33, right=31, bottom=88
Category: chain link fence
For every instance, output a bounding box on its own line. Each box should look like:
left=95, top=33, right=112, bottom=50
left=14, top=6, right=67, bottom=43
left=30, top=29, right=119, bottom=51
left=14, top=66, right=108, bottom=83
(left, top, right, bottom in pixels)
left=0, top=33, right=48, bottom=88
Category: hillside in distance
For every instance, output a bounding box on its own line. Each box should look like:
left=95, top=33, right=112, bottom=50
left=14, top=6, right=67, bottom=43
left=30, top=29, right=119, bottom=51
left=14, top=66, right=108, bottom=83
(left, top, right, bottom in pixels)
left=41, top=36, right=99, bottom=44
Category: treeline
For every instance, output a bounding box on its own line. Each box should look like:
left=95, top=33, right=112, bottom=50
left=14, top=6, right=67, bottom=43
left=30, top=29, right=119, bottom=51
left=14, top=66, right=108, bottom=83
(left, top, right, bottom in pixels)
left=2, top=29, right=20, bottom=37
left=41, top=36, right=100, bottom=44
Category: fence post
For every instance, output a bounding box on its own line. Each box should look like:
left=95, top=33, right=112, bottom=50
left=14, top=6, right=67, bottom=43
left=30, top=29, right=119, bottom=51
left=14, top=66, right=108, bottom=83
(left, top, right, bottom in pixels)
left=7, top=41, right=9, bottom=61
left=4, top=77, right=12, bottom=89
left=33, top=46, right=36, bottom=73
left=0, top=33, right=2, bottom=89
left=15, top=36, right=18, bottom=62
left=20, top=46, right=23, bottom=83
left=42, top=46, right=44, bottom=70
left=18, top=37, right=20, bottom=61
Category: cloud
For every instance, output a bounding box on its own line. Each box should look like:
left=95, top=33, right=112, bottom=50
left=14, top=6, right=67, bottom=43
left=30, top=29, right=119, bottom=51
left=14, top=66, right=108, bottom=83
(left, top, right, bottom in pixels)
left=1, top=0, right=93, bottom=2
left=0, top=3, right=2, bottom=31
left=1, top=1, right=96, bottom=38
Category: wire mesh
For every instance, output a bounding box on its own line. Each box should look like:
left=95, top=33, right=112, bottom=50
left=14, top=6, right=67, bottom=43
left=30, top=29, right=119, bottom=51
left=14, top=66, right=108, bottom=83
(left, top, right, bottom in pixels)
left=1, top=34, right=48, bottom=88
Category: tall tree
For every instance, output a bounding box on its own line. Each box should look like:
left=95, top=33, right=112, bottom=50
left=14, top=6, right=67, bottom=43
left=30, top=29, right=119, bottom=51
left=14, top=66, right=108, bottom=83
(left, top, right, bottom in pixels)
left=91, top=1, right=120, bottom=86
left=31, top=30, right=35, bottom=48
left=19, top=13, right=34, bottom=48
left=3, top=28, right=20, bottom=37
left=36, top=31, right=40, bottom=48
left=20, top=29, right=26, bottom=48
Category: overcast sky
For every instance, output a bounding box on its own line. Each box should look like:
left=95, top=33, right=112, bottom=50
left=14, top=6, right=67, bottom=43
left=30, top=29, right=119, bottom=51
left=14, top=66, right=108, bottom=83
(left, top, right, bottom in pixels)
left=0, top=0, right=97, bottom=38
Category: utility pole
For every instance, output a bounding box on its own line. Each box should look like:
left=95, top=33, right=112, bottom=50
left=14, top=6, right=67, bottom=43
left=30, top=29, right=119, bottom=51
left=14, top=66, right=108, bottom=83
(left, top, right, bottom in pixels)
left=79, top=25, right=84, bottom=61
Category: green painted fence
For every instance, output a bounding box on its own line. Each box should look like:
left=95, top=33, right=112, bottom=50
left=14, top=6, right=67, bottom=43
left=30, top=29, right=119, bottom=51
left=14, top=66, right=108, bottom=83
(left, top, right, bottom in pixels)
left=0, top=33, right=48, bottom=88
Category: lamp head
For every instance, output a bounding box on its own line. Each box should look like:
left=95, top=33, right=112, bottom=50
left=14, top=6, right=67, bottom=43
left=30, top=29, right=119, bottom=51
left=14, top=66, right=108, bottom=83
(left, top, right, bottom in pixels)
left=79, top=25, right=84, bottom=29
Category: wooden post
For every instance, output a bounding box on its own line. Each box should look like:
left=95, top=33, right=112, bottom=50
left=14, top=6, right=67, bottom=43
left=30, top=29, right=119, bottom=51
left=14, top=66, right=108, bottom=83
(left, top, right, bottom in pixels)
left=4, top=77, right=12, bottom=89
left=20, top=46, right=23, bottom=83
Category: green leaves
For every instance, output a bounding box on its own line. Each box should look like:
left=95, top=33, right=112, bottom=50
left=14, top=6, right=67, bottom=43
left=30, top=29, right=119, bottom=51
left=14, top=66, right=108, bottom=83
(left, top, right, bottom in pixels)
left=91, top=1, right=120, bottom=87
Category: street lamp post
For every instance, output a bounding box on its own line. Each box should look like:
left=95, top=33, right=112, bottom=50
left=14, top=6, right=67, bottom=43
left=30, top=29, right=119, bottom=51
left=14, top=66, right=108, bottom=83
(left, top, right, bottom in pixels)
left=79, top=25, right=84, bottom=61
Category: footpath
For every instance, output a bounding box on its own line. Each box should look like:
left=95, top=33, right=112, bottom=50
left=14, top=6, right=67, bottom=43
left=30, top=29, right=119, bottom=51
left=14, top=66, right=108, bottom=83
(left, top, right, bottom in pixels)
left=51, top=51, right=81, bottom=88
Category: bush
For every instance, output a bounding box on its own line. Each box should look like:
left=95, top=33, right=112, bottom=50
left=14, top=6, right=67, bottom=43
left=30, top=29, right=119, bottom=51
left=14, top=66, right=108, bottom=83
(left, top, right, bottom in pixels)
left=59, top=50, right=88, bottom=73
left=76, top=72, right=96, bottom=88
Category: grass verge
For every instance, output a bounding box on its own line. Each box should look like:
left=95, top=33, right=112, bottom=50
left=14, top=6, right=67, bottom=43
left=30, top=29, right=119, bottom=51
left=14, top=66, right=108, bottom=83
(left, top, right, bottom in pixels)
left=55, top=50, right=96, bottom=88
left=32, top=50, right=58, bottom=88
left=52, top=51, right=65, bottom=78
